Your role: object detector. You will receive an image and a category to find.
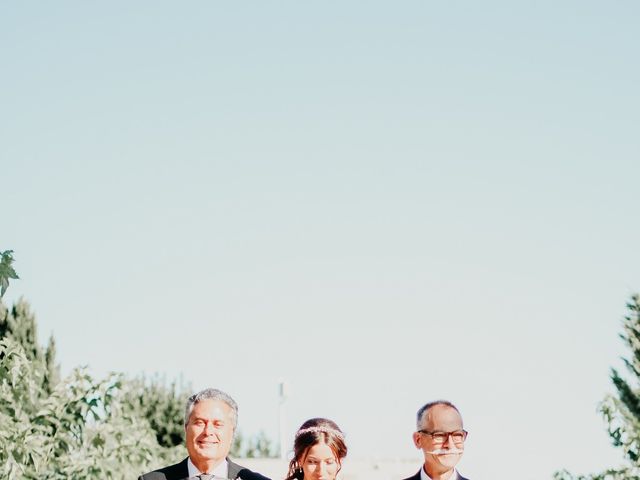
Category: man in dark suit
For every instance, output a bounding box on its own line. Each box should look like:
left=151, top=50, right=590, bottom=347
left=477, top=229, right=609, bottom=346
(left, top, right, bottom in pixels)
left=401, top=400, right=470, bottom=480
left=139, top=388, right=271, bottom=480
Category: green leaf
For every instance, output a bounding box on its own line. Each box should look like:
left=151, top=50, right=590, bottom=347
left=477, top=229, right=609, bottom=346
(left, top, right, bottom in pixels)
left=0, top=250, right=19, bottom=298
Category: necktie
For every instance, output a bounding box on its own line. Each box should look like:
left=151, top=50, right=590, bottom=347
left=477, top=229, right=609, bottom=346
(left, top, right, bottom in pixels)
left=198, top=475, right=214, bottom=480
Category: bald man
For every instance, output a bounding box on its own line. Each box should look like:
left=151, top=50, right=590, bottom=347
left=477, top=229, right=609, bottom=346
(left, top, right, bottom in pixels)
left=403, top=400, right=470, bottom=480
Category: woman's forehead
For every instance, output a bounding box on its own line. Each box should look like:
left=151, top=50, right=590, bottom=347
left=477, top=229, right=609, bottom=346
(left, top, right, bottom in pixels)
left=303, top=442, right=337, bottom=460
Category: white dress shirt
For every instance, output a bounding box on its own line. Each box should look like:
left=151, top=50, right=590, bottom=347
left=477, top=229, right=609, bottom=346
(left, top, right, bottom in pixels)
left=187, top=457, right=229, bottom=478
left=420, top=464, right=461, bottom=480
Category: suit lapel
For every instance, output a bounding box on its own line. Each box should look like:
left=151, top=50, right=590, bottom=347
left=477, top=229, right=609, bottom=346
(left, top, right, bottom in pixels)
left=172, top=458, right=245, bottom=480
left=165, top=457, right=190, bottom=480
left=177, top=457, right=191, bottom=480
left=227, top=459, right=243, bottom=479
left=414, top=468, right=466, bottom=480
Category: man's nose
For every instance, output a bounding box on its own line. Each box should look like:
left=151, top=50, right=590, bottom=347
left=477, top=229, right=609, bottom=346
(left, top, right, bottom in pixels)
left=443, top=433, right=456, bottom=447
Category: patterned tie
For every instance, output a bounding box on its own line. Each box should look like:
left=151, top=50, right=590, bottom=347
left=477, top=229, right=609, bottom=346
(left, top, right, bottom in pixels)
left=198, top=475, right=215, bottom=480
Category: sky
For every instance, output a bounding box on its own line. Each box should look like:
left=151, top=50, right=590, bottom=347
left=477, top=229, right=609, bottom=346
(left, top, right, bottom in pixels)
left=2, top=1, right=640, bottom=479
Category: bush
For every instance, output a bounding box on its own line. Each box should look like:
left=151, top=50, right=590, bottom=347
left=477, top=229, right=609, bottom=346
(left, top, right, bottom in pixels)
left=0, top=338, right=184, bottom=479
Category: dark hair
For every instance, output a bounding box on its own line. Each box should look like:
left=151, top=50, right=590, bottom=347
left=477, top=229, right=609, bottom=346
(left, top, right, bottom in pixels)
left=286, top=418, right=348, bottom=480
left=416, top=400, right=461, bottom=430
left=184, top=388, right=238, bottom=429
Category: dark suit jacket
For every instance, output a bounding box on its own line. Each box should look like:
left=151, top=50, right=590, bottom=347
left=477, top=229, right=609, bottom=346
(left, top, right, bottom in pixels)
left=138, top=458, right=271, bottom=480
left=401, top=468, right=469, bottom=480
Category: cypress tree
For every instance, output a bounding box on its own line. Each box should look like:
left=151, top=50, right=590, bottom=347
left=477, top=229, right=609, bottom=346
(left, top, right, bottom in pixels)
left=556, top=296, right=640, bottom=480
left=602, top=295, right=640, bottom=469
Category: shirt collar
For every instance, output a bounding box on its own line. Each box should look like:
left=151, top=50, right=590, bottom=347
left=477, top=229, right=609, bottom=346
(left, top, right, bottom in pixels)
left=420, top=465, right=459, bottom=480
left=187, top=457, right=229, bottom=478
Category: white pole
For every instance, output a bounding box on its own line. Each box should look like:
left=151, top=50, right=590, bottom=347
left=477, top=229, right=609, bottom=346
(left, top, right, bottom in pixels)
left=278, top=380, right=289, bottom=460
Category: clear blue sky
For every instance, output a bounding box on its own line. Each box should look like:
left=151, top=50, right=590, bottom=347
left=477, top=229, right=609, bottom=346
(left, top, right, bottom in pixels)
left=2, top=2, right=639, bottom=479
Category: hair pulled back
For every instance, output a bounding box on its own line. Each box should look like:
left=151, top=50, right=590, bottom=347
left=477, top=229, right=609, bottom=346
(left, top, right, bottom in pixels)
left=286, top=418, right=348, bottom=480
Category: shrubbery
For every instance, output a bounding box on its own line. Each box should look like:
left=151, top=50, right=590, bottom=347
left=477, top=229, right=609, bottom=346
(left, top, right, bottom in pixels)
left=0, top=336, right=185, bottom=479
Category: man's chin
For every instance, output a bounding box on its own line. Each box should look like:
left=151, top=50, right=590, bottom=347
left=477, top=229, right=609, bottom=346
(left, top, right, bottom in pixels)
left=197, top=442, right=220, bottom=450
left=194, top=445, right=223, bottom=459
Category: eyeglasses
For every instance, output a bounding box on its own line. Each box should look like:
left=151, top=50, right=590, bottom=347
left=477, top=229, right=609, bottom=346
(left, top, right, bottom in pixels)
left=417, top=429, right=468, bottom=444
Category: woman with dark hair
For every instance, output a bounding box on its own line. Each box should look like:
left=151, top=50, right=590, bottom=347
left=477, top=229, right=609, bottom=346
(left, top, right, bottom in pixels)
left=285, top=418, right=348, bottom=480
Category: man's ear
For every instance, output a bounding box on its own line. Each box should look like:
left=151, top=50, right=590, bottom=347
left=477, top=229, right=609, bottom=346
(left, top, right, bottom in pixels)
left=412, top=432, right=422, bottom=449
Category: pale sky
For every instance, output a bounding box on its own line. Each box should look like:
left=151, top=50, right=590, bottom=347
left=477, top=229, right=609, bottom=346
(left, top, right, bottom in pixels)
left=2, top=2, right=639, bottom=479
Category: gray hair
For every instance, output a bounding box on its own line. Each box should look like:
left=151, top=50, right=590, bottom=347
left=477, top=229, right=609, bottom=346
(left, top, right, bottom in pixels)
left=416, top=400, right=461, bottom=430
left=184, top=388, right=239, bottom=429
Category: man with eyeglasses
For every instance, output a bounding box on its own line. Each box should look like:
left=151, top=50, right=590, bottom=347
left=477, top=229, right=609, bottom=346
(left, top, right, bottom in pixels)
left=403, top=400, right=470, bottom=480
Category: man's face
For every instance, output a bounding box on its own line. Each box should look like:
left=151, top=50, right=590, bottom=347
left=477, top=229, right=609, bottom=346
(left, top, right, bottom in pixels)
left=185, top=398, right=235, bottom=470
left=412, top=405, right=465, bottom=476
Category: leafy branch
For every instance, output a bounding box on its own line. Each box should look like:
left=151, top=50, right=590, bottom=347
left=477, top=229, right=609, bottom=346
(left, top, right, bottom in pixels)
left=0, top=250, right=19, bottom=298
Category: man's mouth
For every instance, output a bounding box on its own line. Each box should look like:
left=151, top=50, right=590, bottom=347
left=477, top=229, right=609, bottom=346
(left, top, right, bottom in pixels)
left=198, top=441, right=218, bottom=446
left=426, top=448, right=463, bottom=455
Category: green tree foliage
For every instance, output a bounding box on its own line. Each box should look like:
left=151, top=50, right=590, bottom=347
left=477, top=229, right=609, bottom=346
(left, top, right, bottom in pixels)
left=230, top=429, right=277, bottom=459
left=0, top=299, right=40, bottom=359
left=44, top=334, right=60, bottom=393
left=0, top=338, right=183, bottom=479
left=0, top=298, right=60, bottom=394
left=244, top=430, right=277, bottom=458
left=231, top=429, right=245, bottom=457
left=0, top=250, right=19, bottom=299
left=0, top=251, right=185, bottom=478
left=555, top=296, right=640, bottom=480
left=121, top=375, right=190, bottom=448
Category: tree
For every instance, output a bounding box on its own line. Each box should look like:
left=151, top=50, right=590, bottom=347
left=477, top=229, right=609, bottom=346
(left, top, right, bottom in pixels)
left=243, top=430, right=277, bottom=458
left=0, top=250, right=59, bottom=393
left=121, top=375, right=191, bottom=449
left=231, top=429, right=245, bottom=457
left=44, top=335, right=60, bottom=393
left=555, top=296, right=640, bottom=480
left=0, top=337, right=180, bottom=479
left=0, top=298, right=60, bottom=394
left=0, top=250, right=184, bottom=478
